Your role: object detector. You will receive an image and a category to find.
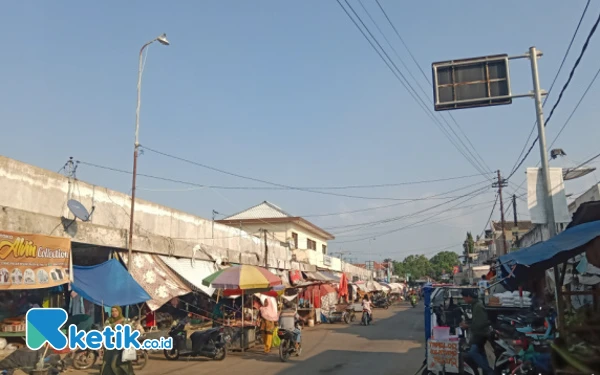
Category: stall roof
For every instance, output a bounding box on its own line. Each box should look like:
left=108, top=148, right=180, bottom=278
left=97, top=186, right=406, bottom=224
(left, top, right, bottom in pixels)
left=319, top=271, right=341, bottom=282
left=160, top=256, right=218, bottom=296
left=72, top=259, right=150, bottom=307
left=499, top=220, right=600, bottom=287
left=302, top=271, right=335, bottom=282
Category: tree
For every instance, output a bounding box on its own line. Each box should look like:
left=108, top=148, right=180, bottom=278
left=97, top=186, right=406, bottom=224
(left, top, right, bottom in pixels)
left=430, top=251, right=460, bottom=279
left=462, top=232, right=475, bottom=264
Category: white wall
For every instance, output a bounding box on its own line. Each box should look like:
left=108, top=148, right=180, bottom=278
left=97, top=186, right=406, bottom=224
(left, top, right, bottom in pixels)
left=0, top=156, right=290, bottom=266
left=569, top=184, right=600, bottom=214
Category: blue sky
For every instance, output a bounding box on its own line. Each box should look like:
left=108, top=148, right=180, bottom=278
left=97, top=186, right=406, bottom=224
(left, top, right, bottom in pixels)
left=2, top=1, right=599, bottom=262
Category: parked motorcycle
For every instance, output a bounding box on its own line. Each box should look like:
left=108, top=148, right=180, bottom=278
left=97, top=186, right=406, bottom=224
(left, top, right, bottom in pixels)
left=163, top=318, right=230, bottom=361
left=372, top=298, right=390, bottom=309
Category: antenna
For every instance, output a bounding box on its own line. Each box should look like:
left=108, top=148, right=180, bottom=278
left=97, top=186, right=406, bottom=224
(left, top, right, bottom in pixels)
left=64, top=199, right=95, bottom=230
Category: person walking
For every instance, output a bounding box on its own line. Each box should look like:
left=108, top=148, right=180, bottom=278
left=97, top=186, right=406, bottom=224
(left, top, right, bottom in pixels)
left=259, top=299, right=278, bottom=353
left=460, top=289, right=493, bottom=375
left=100, top=306, right=135, bottom=375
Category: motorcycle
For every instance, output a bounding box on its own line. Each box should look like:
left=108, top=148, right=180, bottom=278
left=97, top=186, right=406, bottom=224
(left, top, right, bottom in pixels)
left=163, top=318, right=230, bottom=361
left=277, top=322, right=302, bottom=362
left=72, top=318, right=149, bottom=371
left=410, top=295, right=418, bottom=307
left=372, top=298, right=391, bottom=309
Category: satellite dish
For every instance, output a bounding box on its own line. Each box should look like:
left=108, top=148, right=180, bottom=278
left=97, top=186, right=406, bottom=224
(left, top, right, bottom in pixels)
left=67, top=199, right=93, bottom=221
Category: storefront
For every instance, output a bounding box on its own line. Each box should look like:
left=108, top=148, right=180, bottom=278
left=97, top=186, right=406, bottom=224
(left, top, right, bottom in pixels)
left=0, top=230, right=71, bottom=340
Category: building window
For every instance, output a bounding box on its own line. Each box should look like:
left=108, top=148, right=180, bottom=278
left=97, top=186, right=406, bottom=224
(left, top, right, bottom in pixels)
left=322, top=244, right=327, bottom=254
left=291, top=232, right=298, bottom=249
left=307, top=238, right=316, bottom=250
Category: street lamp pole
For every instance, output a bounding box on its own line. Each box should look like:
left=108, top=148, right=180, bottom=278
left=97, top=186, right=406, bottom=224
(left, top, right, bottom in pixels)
left=127, top=33, right=170, bottom=272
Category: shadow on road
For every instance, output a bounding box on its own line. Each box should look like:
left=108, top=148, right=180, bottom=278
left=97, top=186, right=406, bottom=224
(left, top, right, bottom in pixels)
left=271, top=348, right=425, bottom=375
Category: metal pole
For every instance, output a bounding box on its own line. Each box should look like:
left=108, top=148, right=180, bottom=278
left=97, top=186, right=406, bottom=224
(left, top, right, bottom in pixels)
left=529, top=46, right=556, bottom=238
left=128, top=40, right=155, bottom=272
left=530, top=46, right=564, bottom=327
left=497, top=170, right=508, bottom=256
left=513, top=194, right=519, bottom=243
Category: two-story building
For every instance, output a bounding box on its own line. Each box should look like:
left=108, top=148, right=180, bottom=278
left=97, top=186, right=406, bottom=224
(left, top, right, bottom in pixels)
left=215, top=201, right=334, bottom=254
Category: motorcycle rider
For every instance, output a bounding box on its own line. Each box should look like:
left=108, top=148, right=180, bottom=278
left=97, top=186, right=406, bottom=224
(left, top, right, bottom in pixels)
left=460, top=289, right=494, bottom=375
left=279, top=301, right=305, bottom=352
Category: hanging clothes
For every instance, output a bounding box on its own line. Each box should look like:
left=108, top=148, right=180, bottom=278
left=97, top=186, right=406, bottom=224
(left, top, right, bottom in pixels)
left=70, top=291, right=85, bottom=316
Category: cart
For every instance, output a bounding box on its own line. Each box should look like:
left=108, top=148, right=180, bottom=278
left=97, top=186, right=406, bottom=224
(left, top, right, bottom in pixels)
left=323, top=304, right=356, bottom=324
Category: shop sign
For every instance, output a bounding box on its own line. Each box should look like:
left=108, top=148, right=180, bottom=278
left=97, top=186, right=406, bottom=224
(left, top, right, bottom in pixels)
left=0, top=230, right=71, bottom=290
left=323, top=255, right=332, bottom=267
left=427, top=340, right=459, bottom=373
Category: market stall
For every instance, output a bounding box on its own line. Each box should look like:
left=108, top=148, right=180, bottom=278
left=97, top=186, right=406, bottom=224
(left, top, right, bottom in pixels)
left=202, top=264, right=282, bottom=351
left=497, top=219, right=600, bottom=374
left=0, top=230, right=71, bottom=340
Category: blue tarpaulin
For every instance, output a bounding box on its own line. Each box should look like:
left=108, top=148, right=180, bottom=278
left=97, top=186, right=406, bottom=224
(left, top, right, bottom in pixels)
left=499, top=220, right=600, bottom=288
left=72, top=259, right=150, bottom=307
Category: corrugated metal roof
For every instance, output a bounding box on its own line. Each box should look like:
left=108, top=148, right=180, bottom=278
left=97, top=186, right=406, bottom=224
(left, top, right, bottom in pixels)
left=224, top=201, right=292, bottom=220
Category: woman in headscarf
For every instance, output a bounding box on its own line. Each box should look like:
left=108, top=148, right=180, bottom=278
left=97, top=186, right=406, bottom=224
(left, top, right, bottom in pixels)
left=258, top=298, right=278, bottom=353
left=100, top=306, right=135, bottom=375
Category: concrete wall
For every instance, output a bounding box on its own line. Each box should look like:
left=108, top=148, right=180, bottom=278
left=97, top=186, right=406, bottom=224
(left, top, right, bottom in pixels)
left=569, top=184, right=600, bottom=214
left=0, top=156, right=290, bottom=267
left=230, top=221, right=330, bottom=254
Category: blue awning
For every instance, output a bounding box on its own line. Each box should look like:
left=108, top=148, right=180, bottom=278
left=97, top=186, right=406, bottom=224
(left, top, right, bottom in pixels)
left=499, top=220, right=600, bottom=288
left=72, top=259, right=151, bottom=307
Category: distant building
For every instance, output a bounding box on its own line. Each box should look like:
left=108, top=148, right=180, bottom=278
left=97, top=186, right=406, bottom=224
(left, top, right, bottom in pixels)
left=216, top=201, right=334, bottom=254
left=568, top=183, right=600, bottom=215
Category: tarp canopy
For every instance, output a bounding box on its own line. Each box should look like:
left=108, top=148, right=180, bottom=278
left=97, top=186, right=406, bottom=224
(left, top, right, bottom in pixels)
left=72, top=259, right=150, bottom=307
left=160, top=256, right=218, bottom=296
left=499, top=220, right=600, bottom=288
left=366, top=280, right=384, bottom=292
left=319, top=271, right=341, bottom=283
left=303, top=271, right=336, bottom=283
left=120, top=252, right=191, bottom=311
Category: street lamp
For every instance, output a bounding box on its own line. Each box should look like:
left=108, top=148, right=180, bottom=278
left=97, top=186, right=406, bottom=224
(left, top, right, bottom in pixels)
left=127, top=33, right=170, bottom=271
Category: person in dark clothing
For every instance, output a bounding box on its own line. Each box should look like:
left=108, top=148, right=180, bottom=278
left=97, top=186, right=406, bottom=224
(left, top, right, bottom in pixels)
left=460, top=289, right=493, bottom=375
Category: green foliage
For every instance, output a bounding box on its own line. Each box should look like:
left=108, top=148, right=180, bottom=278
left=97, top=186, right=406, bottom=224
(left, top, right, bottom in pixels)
left=429, top=251, right=460, bottom=279
left=391, top=250, right=460, bottom=281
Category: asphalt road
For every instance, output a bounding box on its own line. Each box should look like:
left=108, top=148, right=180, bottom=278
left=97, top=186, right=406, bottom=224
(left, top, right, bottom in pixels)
left=129, top=303, right=427, bottom=375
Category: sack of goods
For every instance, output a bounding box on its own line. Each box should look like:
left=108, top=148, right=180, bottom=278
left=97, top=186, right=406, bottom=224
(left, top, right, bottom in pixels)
left=493, top=291, right=515, bottom=307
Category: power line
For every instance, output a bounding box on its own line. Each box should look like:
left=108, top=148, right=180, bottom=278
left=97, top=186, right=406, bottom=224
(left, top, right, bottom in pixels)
left=82, top=154, right=485, bottom=202
left=79, top=159, right=489, bottom=191
left=508, top=0, right=591, bottom=176
left=335, top=0, right=493, bottom=179
left=549, top=64, right=600, bottom=148
left=478, top=194, right=498, bottom=238
left=332, top=188, right=488, bottom=243
left=565, top=150, right=600, bottom=172
left=333, top=199, right=494, bottom=239
left=371, top=0, right=493, bottom=176
left=508, top=6, right=600, bottom=180
left=323, top=185, right=489, bottom=231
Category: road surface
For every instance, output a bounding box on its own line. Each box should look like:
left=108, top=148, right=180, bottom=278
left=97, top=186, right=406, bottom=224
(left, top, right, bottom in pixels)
left=78, top=303, right=426, bottom=375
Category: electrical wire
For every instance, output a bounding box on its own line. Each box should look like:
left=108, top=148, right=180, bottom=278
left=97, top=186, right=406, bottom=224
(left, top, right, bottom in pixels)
left=508, top=0, right=591, bottom=176
left=478, top=194, right=498, bottom=238
left=549, top=64, right=600, bottom=148
left=371, top=0, right=494, bottom=176
left=332, top=187, right=488, bottom=243
left=336, top=0, right=493, bottom=180
left=322, top=185, right=489, bottom=231
left=333, top=199, right=494, bottom=239
left=508, top=6, right=600, bottom=180
left=81, top=155, right=489, bottom=202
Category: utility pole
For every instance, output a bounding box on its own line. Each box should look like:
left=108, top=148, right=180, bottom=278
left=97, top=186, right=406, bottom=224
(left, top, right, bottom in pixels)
left=513, top=194, right=519, bottom=244
left=529, top=47, right=556, bottom=239
left=261, top=229, right=269, bottom=268
left=493, top=171, right=509, bottom=256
